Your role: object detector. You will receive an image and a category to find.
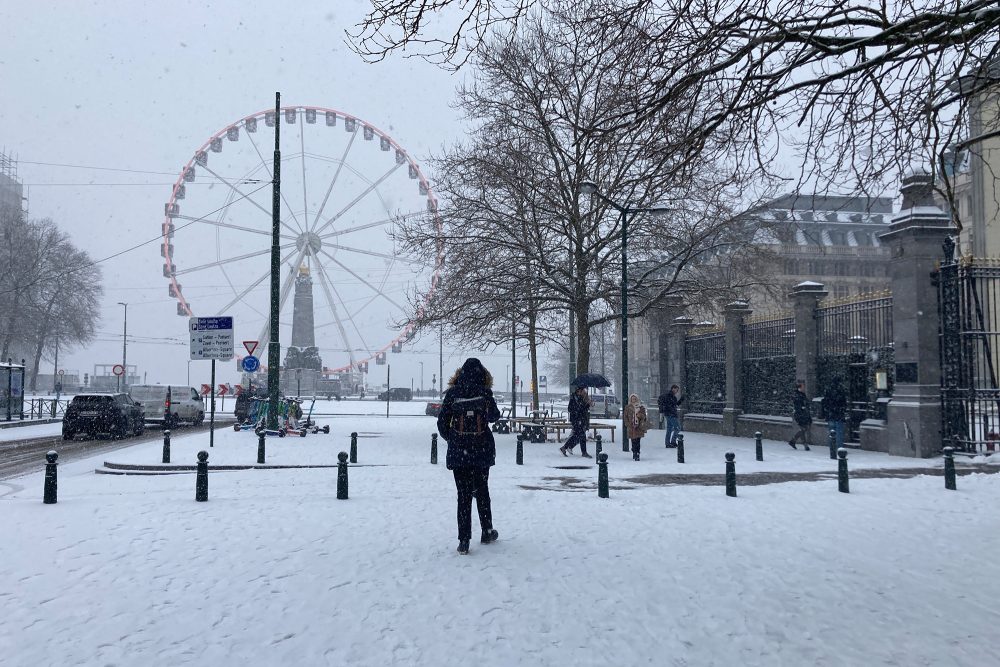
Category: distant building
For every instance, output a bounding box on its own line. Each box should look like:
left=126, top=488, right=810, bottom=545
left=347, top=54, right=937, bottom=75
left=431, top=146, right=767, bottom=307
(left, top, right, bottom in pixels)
left=625, top=193, right=894, bottom=403
left=0, top=151, right=27, bottom=220
left=945, top=59, right=1000, bottom=257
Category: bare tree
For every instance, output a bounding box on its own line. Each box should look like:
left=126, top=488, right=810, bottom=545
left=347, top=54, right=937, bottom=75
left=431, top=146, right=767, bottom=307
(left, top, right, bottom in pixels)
left=349, top=0, right=1000, bottom=208
left=396, top=5, right=778, bottom=386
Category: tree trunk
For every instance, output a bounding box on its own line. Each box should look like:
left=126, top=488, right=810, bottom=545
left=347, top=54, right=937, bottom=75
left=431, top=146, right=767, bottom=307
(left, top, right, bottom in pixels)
left=29, top=337, right=45, bottom=392
left=528, top=308, right=539, bottom=411
left=575, top=303, right=591, bottom=376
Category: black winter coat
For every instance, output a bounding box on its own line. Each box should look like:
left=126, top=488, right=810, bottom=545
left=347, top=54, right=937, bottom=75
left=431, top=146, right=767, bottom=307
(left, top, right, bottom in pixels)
left=658, top=391, right=683, bottom=418
left=437, top=383, right=501, bottom=469
left=792, top=389, right=812, bottom=426
left=568, top=393, right=590, bottom=430
left=821, top=385, right=848, bottom=421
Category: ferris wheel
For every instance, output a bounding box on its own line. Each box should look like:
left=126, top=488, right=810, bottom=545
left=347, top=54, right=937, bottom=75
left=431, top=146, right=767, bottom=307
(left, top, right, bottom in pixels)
left=161, top=105, right=442, bottom=373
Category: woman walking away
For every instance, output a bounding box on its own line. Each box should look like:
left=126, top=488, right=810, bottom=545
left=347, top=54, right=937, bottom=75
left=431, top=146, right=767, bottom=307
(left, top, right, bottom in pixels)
left=624, top=394, right=650, bottom=461
left=560, top=386, right=592, bottom=458
left=789, top=380, right=812, bottom=451
left=437, top=358, right=502, bottom=555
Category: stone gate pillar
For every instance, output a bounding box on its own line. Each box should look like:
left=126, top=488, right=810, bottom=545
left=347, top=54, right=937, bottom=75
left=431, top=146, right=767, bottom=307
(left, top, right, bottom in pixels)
left=723, top=301, right=752, bottom=435
left=879, top=172, right=956, bottom=457
left=791, top=281, right=828, bottom=397
left=667, top=316, right=695, bottom=416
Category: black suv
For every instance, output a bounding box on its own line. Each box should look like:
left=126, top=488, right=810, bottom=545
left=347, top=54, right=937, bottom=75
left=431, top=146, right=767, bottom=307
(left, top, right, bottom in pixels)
left=63, top=393, right=145, bottom=440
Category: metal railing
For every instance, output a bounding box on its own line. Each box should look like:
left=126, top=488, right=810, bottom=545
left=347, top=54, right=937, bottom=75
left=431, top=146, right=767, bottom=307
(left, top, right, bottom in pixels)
left=685, top=330, right=726, bottom=414
left=741, top=316, right=795, bottom=415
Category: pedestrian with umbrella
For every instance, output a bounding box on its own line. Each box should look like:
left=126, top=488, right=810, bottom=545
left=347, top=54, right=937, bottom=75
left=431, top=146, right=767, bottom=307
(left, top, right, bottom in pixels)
left=560, top=373, right=609, bottom=458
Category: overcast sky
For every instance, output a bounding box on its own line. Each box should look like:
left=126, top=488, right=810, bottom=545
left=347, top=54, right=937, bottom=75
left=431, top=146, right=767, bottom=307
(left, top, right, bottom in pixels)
left=0, top=0, right=546, bottom=393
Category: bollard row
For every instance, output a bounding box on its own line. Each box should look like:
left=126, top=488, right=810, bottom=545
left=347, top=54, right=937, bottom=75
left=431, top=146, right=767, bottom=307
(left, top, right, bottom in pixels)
left=755, top=431, right=763, bottom=462
left=597, top=452, right=609, bottom=498
left=676, top=433, right=685, bottom=464
left=516, top=434, right=524, bottom=466
left=350, top=432, right=358, bottom=464
left=430, top=433, right=438, bottom=465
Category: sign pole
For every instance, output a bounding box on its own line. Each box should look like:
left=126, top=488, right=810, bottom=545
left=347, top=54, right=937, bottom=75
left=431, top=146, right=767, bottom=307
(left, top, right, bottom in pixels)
left=210, top=359, right=216, bottom=447
left=267, top=91, right=282, bottom=430
left=386, top=364, right=390, bottom=418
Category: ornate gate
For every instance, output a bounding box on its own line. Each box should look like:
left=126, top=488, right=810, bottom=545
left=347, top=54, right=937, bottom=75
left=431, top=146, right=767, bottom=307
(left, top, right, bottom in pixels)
left=937, top=238, right=1000, bottom=453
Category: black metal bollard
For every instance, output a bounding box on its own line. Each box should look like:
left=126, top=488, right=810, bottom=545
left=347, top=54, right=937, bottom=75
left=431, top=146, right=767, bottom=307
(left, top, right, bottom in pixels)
left=595, top=434, right=603, bottom=462
left=43, top=450, right=58, bottom=504
left=944, top=446, right=957, bottom=490
left=162, top=429, right=171, bottom=464
left=430, top=433, right=438, bottom=465
left=257, top=431, right=266, bottom=464
left=622, top=430, right=629, bottom=452
left=725, top=452, right=737, bottom=497
left=350, top=431, right=358, bottom=464
left=676, top=433, right=685, bottom=463
left=337, top=451, right=349, bottom=500
left=828, top=429, right=837, bottom=460
left=516, top=434, right=523, bottom=465
left=755, top=431, right=763, bottom=462
left=837, top=447, right=850, bottom=493
left=597, top=452, right=609, bottom=498
left=195, top=451, right=209, bottom=502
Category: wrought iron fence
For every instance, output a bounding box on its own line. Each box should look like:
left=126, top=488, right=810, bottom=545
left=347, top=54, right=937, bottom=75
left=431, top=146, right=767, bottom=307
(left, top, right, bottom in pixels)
left=938, top=249, right=1000, bottom=454
left=684, top=329, right=725, bottom=414
left=815, top=292, right=894, bottom=441
left=741, top=315, right=795, bottom=415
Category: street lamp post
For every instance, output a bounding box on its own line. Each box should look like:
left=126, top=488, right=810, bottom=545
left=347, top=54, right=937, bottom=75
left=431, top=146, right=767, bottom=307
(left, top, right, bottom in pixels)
left=577, top=180, right=670, bottom=442
left=117, top=302, right=128, bottom=391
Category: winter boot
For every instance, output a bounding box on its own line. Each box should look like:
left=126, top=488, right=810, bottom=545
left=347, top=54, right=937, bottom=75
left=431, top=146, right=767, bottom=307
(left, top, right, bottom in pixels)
left=804, top=444, right=811, bottom=451
left=481, top=529, right=499, bottom=544
left=457, top=540, right=470, bottom=555
left=580, top=445, right=593, bottom=459
left=559, top=446, right=568, bottom=457
left=788, top=440, right=797, bottom=450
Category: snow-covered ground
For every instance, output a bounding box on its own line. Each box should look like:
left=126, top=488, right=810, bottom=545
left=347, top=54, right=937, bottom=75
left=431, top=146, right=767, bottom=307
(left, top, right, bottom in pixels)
left=3, top=417, right=999, bottom=666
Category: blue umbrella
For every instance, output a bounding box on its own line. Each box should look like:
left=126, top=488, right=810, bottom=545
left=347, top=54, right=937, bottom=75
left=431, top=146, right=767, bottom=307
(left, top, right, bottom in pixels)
left=571, top=373, right=611, bottom=389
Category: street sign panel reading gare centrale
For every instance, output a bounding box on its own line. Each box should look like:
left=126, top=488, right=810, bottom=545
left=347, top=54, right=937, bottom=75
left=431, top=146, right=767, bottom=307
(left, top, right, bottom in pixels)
left=189, top=316, right=234, bottom=361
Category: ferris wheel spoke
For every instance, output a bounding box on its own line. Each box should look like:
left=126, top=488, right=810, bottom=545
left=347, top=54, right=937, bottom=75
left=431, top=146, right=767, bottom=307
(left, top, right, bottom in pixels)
left=173, top=214, right=290, bottom=239
left=173, top=244, right=294, bottom=277
left=312, top=263, right=358, bottom=367
left=198, top=163, right=277, bottom=224
left=318, top=249, right=404, bottom=311
left=323, top=241, right=423, bottom=266
left=318, top=212, right=422, bottom=239
left=310, top=129, right=358, bottom=231
left=244, top=128, right=306, bottom=235
left=313, top=162, right=403, bottom=236
left=256, top=246, right=308, bottom=360
left=218, top=250, right=298, bottom=314
left=314, top=259, right=375, bottom=360
left=300, top=118, right=309, bottom=235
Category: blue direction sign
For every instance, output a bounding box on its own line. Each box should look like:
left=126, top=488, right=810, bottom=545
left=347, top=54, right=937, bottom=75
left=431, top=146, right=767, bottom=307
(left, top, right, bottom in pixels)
left=241, top=356, right=260, bottom=373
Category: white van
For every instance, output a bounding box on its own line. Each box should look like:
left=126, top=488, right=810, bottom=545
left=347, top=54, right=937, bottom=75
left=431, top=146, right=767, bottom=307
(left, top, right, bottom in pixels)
left=590, top=393, right=621, bottom=418
left=129, top=385, right=205, bottom=427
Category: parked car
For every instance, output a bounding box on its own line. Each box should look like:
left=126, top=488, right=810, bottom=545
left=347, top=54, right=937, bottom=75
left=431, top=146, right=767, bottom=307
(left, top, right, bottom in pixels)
left=63, top=393, right=145, bottom=440
left=129, top=385, right=205, bottom=427
left=425, top=400, right=443, bottom=416
left=589, top=393, right=621, bottom=418
left=377, top=387, right=413, bottom=402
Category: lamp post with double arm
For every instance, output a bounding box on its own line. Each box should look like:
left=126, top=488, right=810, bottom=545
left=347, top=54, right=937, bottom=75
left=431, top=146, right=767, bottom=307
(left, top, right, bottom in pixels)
left=577, top=180, right=670, bottom=443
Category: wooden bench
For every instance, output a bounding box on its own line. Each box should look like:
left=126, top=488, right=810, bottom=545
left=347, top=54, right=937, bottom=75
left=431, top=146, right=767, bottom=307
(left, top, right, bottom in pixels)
left=546, top=422, right=617, bottom=443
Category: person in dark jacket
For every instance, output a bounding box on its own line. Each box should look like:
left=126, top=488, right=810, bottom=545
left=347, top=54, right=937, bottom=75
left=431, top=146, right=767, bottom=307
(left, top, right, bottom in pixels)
left=560, top=386, right=592, bottom=458
left=789, top=380, right=812, bottom=450
left=657, top=384, right=684, bottom=448
left=437, top=358, right=502, bottom=555
left=821, top=377, right=849, bottom=450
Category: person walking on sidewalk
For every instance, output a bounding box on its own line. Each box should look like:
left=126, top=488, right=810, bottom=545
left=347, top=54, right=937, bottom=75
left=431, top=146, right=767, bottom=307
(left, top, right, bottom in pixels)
left=789, top=380, right=812, bottom=451
left=560, top=386, right=593, bottom=458
left=821, top=377, right=849, bottom=450
left=658, top=384, right=683, bottom=448
left=437, top=358, right=502, bottom=555
left=624, top=394, right=650, bottom=461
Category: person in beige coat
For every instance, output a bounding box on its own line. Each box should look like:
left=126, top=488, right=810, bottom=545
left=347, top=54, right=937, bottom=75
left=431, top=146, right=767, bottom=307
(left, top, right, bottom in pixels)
left=624, top=394, right=650, bottom=461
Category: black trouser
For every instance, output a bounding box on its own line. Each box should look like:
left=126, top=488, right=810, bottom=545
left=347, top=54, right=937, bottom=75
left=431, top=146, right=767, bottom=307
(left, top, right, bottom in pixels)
left=565, top=426, right=589, bottom=453
left=453, top=467, right=493, bottom=541
left=791, top=423, right=811, bottom=445
left=631, top=438, right=641, bottom=457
